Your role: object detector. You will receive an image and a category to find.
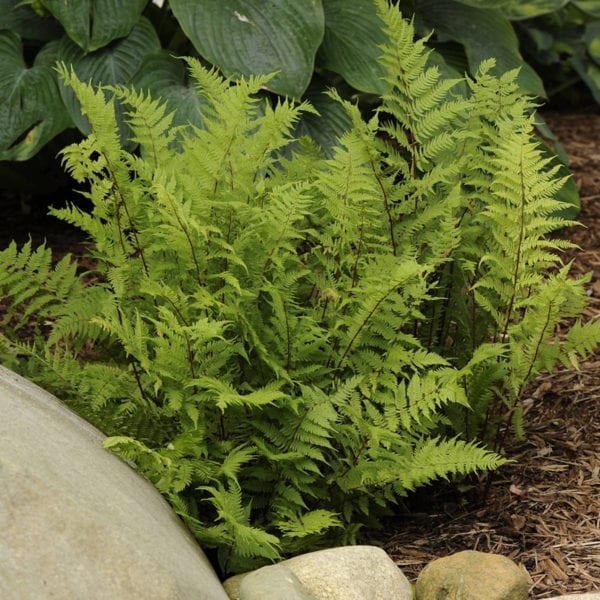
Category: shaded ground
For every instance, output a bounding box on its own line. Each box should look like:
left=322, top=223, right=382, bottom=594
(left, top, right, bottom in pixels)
left=382, top=112, right=600, bottom=598
left=1, top=112, right=598, bottom=599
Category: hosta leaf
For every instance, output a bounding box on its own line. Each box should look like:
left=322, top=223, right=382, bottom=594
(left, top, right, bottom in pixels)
left=415, top=0, right=546, bottom=97
left=572, top=53, right=600, bottom=103
left=453, top=0, right=511, bottom=6
left=57, top=17, right=160, bottom=137
left=553, top=166, right=580, bottom=219
left=573, top=0, right=600, bottom=17
left=585, top=21, right=600, bottom=65
left=504, top=0, right=569, bottom=20
left=131, top=51, right=207, bottom=131
left=533, top=121, right=580, bottom=219
left=294, top=81, right=352, bottom=157
left=0, top=0, right=62, bottom=40
left=426, top=44, right=469, bottom=92
left=318, top=0, right=389, bottom=94
left=40, top=0, right=148, bottom=52
left=0, top=34, right=72, bottom=161
left=169, top=0, right=325, bottom=98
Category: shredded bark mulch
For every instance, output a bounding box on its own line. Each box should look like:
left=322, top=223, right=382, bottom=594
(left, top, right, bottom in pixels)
left=382, top=111, right=600, bottom=598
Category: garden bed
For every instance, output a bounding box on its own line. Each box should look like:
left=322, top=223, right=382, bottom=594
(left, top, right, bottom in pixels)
left=1, top=111, right=598, bottom=599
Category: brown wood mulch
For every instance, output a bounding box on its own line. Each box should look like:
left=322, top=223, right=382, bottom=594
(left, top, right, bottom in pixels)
left=382, top=111, right=600, bottom=598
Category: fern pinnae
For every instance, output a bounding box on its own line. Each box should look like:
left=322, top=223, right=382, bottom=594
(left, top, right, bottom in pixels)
left=58, top=67, right=137, bottom=262
left=500, top=136, right=528, bottom=342
left=265, top=285, right=293, bottom=372
left=152, top=172, right=204, bottom=287
left=115, top=86, right=176, bottom=171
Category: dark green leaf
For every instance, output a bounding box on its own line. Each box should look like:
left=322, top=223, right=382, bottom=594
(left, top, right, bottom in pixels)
left=41, top=0, right=148, bottom=52
left=585, top=21, right=600, bottom=65
left=294, top=83, right=353, bottom=157
left=573, top=0, right=600, bottom=18
left=0, top=0, right=62, bottom=40
left=131, top=51, right=207, bottom=131
left=453, top=0, right=512, bottom=6
left=553, top=166, right=580, bottom=219
left=426, top=44, right=470, bottom=94
left=535, top=114, right=580, bottom=219
left=572, top=52, right=600, bottom=102
left=415, top=0, right=546, bottom=97
left=505, top=0, right=569, bottom=20
left=169, top=0, right=325, bottom=98
left=523, top=28, right=555, bottom=54
left=0, top=33, right=72, bottom=160
left=318, top=0, right=389, bottom=94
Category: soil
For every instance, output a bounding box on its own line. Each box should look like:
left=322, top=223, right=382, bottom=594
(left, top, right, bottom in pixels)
left=1, top=111, right=598, bottom=599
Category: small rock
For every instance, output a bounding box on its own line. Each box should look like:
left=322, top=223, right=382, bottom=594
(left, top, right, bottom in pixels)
left=238, top=564, right=317, bottom=599
left=416, top=550, right=529, bottom=600
left=224, top=545, right=412, bottom=600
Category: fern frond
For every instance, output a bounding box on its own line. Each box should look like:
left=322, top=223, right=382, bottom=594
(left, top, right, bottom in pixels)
left=401, top=436, right=508, bottom=491
left=562, top=318, right=600, bottom=368
left=0, top=241, right=81, bottom=332
left=199, top=481, right=281, bottom=568
left=190, top=377, right=287, bottom=411
left=111, top=85, right=177, bottom=170
left=275, top=509, right=342, bottom=540
left=57, top=63, right=125, bottom=181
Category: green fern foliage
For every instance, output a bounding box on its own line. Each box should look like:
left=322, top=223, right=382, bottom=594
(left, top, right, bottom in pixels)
left=1, top=1, right=598, bottom=574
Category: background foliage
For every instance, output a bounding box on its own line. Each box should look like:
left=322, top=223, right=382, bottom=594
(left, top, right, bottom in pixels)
left=0, top=0, right=388, bottom=164
left=404, top=0, right=600, bottom=103
left=1, top=0, right=598, bottom=170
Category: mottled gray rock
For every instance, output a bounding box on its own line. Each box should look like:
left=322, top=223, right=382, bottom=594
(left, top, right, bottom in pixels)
left=416, top=550, right=529, bottom=600
left=0, top=366, right=228, bottom=600
left=238, top=564, right=317, bottom=600
left=224, top=545, right=412, bottom=600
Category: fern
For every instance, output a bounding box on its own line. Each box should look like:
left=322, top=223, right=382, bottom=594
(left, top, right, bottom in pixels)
left=1, top=1, right=597, bottom=575
left=0, top=241, right=80, bottom=332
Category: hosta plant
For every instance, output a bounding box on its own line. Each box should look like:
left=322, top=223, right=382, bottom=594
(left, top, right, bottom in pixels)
left=0, top=0, right=387, bottom=161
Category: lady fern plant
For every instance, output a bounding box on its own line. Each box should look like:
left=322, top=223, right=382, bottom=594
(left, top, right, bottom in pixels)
left=1, top=0, right=598, bottom=573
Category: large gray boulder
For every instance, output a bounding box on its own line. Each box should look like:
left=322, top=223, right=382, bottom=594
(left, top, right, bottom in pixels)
left=0, top=366, right=229, bottom=600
